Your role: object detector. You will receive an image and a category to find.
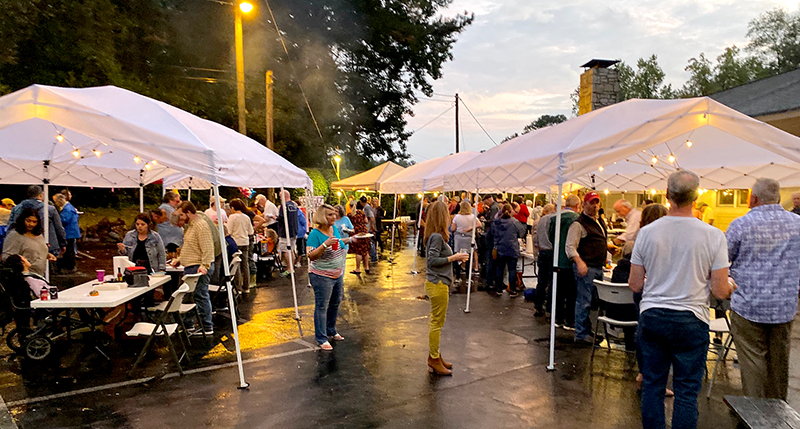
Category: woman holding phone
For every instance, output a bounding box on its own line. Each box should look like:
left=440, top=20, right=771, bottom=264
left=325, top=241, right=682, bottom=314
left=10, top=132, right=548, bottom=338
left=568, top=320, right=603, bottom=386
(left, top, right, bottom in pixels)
left=307, top=204, right=363, bottom=351
left=424, top=201, right=470, bottom=375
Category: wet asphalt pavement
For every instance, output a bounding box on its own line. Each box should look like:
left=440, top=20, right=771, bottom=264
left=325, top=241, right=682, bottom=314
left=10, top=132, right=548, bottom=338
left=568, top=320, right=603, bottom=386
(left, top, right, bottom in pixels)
left=2, top=237, right=800, bottom=428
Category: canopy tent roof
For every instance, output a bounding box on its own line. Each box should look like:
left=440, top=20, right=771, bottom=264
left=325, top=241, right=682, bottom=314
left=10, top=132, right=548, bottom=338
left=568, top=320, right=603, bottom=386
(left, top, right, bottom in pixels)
left=380, top=152, right=479, bottom=194
left=446, top=97, right=800, bottom=193
left=162, top=173, right=213, bottom=190
left=330, top=161, right=404, bottom=191
left=0, top=85, right=311, bottom=189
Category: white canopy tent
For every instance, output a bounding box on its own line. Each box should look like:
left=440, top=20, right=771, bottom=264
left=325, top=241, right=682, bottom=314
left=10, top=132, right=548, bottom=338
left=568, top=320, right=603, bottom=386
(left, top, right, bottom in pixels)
left=161, top=173, right=214, bottom=204
left=0, top=84, right=312, bottom=388
left=446, top=96, right=800, bottom=370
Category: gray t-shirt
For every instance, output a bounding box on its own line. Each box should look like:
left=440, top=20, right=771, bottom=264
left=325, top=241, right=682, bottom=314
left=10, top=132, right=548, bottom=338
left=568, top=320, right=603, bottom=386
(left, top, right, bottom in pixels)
left=363, top=204, right=376, bottom=231
left=631, top=216, right=729, bottom=324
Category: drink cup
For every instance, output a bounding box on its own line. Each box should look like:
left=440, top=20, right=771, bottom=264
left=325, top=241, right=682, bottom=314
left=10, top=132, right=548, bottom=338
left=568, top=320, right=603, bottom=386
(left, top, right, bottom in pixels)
left=96, top=269, right=105, bottom=282
left=459, top=248, right=469, bottom=255
left=331, top=240, right=339, bottom=251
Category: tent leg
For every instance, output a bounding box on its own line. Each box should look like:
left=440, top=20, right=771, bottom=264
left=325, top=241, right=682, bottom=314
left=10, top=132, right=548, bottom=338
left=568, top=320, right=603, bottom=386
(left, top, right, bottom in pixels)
left=281, top=188, right=301, bottom=322
left=215, top=185, right=248, bottom=389
left=547, top=181, right=564, bottom=372
left=465, top=190, right=479, bottom=313
left=409, top=196, right=424, bottom=275
left=139, top=186, right=144, bottom=213
left=389, top=194, right=397, bottom=263
left=43, top=164, right=50, bottom=283
left=306, top=187, right=313, bottom=288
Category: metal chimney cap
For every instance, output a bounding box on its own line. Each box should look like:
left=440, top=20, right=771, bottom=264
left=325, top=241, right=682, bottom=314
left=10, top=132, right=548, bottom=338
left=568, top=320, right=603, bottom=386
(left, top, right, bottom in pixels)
left=580, top=59, right=620, bottom=69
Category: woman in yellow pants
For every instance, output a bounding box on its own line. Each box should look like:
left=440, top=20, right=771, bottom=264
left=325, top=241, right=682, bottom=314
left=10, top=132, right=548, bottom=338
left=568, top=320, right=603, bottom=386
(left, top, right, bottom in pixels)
left=424, top=201, right=470, bottom=375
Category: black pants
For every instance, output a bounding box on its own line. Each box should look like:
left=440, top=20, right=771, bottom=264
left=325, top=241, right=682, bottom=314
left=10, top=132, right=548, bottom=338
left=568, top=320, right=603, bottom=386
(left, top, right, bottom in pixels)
left=535, top=250, right=553, bottom=311
left=60, top=238, right=77, bottom=271
left=493, top=255, right=517, bottom=292
left=555, top=268, right=576, bottom=327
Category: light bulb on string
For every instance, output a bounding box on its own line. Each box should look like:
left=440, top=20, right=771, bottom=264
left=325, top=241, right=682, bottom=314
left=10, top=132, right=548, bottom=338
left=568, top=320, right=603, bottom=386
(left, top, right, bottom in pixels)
left=604, top=189, right=609, bottom=195
left=56, top=134, right=64, bottom=143
left=668, top=154, right=675, bottom=163
left=417, top=193, right=423, bottom=198
left=686, top=139, right=693, bottom=148
left=151, top=160, right=158, bottom=165
left=133, top=156, right=141, bottom=164
left=400, top=194, right=405, bottom=199
left=650, top=189, right=657, bottom=195
left=93, top=149, right=101, bottom=157
left=144, top=163, right=152, bottom=170
left=72, top=149, right=80, bottom=158
left=598, top=166, right=604, bottom=172
left=651, top=156, right=658, bottom=164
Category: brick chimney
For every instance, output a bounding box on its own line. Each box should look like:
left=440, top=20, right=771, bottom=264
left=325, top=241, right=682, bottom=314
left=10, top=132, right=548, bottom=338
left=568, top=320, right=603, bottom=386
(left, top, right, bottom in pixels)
left=578, top=59, right=620, bottom=115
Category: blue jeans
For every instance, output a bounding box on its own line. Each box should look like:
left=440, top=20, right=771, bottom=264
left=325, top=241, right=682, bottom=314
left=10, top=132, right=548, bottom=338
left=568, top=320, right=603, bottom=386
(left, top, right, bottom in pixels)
left=638, top=308, right=709, bottom=429
left=310, top=273, right=344, bottom=345
left=185, top=263, right=215, bottom=331
left=573, top=263, right=603, bottom=340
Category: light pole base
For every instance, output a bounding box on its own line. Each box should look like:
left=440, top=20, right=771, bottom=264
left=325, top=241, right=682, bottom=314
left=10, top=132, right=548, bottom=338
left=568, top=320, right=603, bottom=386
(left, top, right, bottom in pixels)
left=463, top=309, right=471, bottom=313
left=546, top=365, right=556, bottom=372
left=237, top=382, right=251, bottom=390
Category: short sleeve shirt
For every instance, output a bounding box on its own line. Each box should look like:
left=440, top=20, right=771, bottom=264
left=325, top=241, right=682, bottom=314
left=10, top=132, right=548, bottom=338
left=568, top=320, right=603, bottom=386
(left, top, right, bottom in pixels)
left=631, top=216, right=729, bottom=324
left=307, top=228, right=346, bottom=279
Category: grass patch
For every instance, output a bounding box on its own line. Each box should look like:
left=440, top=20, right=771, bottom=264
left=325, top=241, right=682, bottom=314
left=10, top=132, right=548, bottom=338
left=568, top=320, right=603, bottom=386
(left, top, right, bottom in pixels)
left=79, top=206, right=141, bottom=229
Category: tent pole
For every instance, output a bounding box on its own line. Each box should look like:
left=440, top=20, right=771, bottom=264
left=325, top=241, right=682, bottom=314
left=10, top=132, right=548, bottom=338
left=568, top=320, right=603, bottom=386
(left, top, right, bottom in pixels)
left=464, top=188, right=479, bottom=313
left=389, top=194, right=397, bottom=263
left=306, top=187, right=313, bottom=288
left=139, top=170, right=145, bottom=213
left=281, top=187, right=301, bottom=321
left=214, top=185, right=248, bottom=389
left=409, top=194, right=424, bottom=274
left=547, top=154, right=565, bottom=372
left=188, top=187, right=192, bottom=203
left=43, top=161, right=50, bottom=283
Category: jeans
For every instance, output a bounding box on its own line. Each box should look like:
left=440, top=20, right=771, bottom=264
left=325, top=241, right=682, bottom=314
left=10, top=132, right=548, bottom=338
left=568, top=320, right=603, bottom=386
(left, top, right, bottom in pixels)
left=573, top=263, right=603, bottom=340
left=185, top=263, right=215, bottom=332
left=425, top=280, right=449, bottom=359
left=369, top=239, right=377, bottom=261
left=310, top=273, right=344, bottom=345
left=639, top=308, right=708, bottom=429
left=494, top=255, right=518, bottom=292
left=535, top=250, right=553, bottom=311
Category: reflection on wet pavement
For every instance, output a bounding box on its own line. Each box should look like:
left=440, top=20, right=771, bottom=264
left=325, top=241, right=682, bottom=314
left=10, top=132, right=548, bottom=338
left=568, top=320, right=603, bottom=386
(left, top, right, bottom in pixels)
left=0, top=238, right=798, bottom=428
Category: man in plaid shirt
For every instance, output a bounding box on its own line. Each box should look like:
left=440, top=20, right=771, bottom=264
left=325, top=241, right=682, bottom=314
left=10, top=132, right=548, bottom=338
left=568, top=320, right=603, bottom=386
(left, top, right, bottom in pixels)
left=172, top=201, right=215, bottom=336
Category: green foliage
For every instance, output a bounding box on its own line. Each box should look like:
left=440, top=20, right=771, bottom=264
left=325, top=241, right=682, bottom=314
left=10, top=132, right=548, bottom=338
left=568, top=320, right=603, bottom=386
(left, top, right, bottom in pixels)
left=618, top=55, right=675, bottom=100
left=747, top=8, right=800, bottom=74
left=303, top=168, right=330, bottom=200
left=681, top=47, right=767, bottom=97
left=0, top=0, right=472, bottom=171
left=501, top=114, right=567, bottom=142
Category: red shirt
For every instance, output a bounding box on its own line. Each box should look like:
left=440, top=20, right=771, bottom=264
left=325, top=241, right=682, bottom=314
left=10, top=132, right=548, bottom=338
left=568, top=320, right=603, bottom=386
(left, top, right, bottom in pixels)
left=514, top=204, right=529, bottom=223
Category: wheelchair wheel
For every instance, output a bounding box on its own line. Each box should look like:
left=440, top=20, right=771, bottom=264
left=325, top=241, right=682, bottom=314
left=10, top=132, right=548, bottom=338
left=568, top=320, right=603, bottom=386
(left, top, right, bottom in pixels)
left=6, top=328, right=23, bottom=353
left=25, top=336, right=53, bottom=361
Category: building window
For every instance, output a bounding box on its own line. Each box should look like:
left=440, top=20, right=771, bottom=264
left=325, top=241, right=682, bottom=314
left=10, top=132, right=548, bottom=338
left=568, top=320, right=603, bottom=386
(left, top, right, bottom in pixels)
left=737, top=189, right=750, bottom=207
left=717, top=190, right=735, bottom=206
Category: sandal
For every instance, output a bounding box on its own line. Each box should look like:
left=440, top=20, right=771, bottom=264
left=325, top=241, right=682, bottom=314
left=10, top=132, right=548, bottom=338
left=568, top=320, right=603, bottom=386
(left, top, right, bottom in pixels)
left=350, top=270, right=361, bottom=274
left=331, top=334, right=345, bottom=341
left=320, top=342, right=333, bottom=351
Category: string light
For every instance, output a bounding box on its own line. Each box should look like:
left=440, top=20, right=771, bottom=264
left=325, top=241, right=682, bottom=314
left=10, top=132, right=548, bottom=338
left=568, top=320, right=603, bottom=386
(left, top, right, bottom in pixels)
left=93, top=149, right=101, bottom=157
left=336, top=191, right=342, bottom=197
left=400, top=194, right=405, bottom=199
left=668, top=154, right=676, bottom=163
left=151, top=160, right=158, bottom=165
left=417, top=193, right=423, bottom=198
left=133, top=156, right=141, bottom=164
left=686, top=139, right=693, bottom=148
left=603, top=189, right=609, bottom=195
left=72, top=149, right=80, bottom=158
left=598, top=166, right=604, bottom=172
left=651, top=156, right=658, bottom=164
left=650, top=189, right=657, bottom=195
left=56, top=134, right=64, bottom=143
left=144, top=163, right=152, bottom=170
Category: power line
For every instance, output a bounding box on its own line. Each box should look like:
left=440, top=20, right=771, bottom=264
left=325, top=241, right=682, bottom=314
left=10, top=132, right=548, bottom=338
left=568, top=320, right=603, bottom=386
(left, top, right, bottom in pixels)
left=458, top=98, right=498, bottom=146
left=412, top=104, right=454, bottom=134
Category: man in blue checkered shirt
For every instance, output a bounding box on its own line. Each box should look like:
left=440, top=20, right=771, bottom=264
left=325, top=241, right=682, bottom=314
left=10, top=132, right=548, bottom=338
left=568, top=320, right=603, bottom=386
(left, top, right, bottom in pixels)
left=727, top=178, right=800, bottom=400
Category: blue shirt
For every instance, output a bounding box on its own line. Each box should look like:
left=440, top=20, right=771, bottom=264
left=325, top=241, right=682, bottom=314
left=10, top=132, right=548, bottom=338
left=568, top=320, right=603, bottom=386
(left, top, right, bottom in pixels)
left=334, top=217, right=354, bottom=250
left=297, top=209, right=308, bottom=239
left=60, top=202, right=81, bottom=240
left=727, top=204, right=800, bottom=324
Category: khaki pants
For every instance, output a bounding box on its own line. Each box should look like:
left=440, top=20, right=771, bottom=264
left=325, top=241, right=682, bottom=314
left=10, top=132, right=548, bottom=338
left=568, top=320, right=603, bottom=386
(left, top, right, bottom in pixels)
left=730, top=311, right=793, bottom=400
left=425, top=281, right=449, bottom=359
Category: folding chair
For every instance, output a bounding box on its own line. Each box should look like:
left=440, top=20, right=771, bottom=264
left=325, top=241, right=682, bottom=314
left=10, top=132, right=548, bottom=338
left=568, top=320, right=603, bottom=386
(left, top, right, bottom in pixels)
left=592, top=280, right=638, bottom=361
left=706, top=299, right=735, bottom=398
left=127, top=283, right=191, bottom=375
left=146, top=273, right=203, bottom=343
left=209, top=253, right=241, bottom=315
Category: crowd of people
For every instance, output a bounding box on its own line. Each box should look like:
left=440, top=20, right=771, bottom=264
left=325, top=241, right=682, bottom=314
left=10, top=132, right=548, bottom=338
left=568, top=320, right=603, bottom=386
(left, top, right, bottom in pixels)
left=421, top=170, right=800, bottom=429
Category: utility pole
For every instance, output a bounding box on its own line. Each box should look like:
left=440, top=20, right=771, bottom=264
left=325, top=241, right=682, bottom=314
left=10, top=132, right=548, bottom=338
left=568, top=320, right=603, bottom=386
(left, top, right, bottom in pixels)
left=265, top=71, right=274, bottom=150
left=455, top=93, right=460, bottom=153
left=234, top=8, right=247, bottom=134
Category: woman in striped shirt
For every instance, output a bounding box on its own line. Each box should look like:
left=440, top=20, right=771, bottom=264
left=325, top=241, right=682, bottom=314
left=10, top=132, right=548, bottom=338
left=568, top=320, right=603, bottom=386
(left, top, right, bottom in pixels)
left=307, top=204, right=364, bottom=350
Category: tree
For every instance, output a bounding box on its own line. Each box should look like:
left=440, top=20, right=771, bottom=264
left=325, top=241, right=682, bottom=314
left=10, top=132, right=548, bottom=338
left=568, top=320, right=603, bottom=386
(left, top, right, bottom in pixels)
left=501, top=114, right=567, bottom=142
left=747, top=8, right=800, bottom=74
left=680, top=46, right=767, bottom=97
left=618, top=55, right=675, bottom=100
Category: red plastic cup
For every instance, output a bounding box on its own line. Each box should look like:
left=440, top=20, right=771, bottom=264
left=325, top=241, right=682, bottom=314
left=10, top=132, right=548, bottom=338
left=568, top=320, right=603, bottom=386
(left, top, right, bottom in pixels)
left=331, top=240, right=339, bottom=251
left=96, top=269, right=105, bottom=282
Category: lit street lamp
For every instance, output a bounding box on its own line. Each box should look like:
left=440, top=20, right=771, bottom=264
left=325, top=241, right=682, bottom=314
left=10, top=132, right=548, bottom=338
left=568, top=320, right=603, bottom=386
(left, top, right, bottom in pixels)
left=331, top=155, right=342, bottom=181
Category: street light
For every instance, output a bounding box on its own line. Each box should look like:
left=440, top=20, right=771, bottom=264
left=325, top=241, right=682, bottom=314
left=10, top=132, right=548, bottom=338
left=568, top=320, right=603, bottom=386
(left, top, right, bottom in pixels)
left=234, top=1, right=254, bottom=135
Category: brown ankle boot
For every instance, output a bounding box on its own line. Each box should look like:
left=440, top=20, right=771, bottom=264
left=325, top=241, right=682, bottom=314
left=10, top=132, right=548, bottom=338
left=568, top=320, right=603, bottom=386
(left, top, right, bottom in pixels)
left=427, top=355, right=452, bottom=375
left=438, top=355, right=453, bottom=369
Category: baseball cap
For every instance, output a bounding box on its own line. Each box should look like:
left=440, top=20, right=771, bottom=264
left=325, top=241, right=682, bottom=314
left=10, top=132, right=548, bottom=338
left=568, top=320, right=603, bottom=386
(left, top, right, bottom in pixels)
left=1, top=198, right=14, bottom=206
left=584, top=191, right=600, bottom=203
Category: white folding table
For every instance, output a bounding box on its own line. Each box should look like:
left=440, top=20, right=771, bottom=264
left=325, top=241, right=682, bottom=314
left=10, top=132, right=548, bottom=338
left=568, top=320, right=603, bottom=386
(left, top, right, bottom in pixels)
left=31, top=275, right=171, bottom=309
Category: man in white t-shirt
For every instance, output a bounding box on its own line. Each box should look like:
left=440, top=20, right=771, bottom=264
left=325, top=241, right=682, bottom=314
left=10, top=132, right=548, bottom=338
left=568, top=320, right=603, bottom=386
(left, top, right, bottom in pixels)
left=204, top=197, right=228, bottom=224
left=629, top=170, right=734, bottom=429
